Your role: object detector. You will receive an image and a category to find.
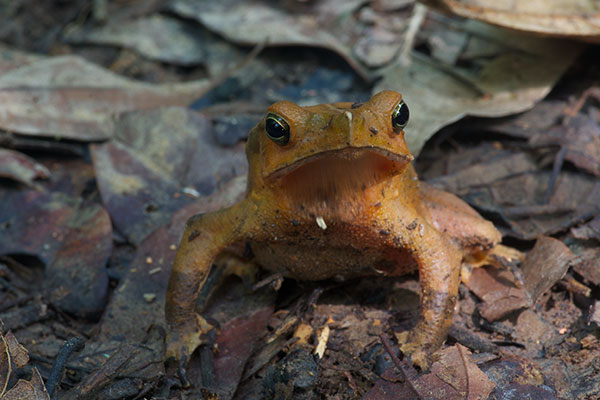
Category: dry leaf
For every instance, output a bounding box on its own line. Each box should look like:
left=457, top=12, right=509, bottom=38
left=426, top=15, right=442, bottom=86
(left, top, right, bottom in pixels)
left=2, top=368, right=49, bottom=400
left=0, top=148, right=50, bottom=185
left=0, top=190, right=111, bottom=318
left=91, top=107, right=247, bottom=244
left=167, top=0, right=371, bottom=79
left=421, top=0, right=600, bottom=41
left=96, top=176, right=246, bottom=342
left=465, top=266, right=529, bottom=321
left=0, top=334, right=9, bottom=398
left=63, top=15, right=208, bottom=66
left=3, top=331, right=29, bottom=368
left=376, top=17, right=583, bottom=155
left=0, top=55, right=210, bottom=141
left=521, top=236, right=574, bottom=303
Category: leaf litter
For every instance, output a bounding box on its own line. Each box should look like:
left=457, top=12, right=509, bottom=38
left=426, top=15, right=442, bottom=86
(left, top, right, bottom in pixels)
left=0, top=0, right=599, bottom=399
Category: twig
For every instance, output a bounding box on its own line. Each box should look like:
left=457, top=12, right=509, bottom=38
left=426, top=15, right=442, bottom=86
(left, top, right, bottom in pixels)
left=457, top=344, right=471, bottom=400
left=543, top=146, right=567, bottom=204
left=46, top=336, right=85, bottom=397
left=0, top=294, right=33, bottom=313
left=399, top=3, right=427, bottom=66
left=252, top=273, right=284, bottom=291
left=379, top=334, right=422, bottom=399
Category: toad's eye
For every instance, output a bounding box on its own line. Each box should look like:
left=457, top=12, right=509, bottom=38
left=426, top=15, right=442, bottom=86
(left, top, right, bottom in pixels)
left=391, top=100, right=409, bottom=131
left=265, top=113, right=290, bottom=145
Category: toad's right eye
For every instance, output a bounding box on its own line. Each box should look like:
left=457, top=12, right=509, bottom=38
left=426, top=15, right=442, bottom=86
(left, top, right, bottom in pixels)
left=265, top=113, right=290, bottom=145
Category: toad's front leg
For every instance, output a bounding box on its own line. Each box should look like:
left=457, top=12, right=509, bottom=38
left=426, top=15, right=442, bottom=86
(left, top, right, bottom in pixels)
left=395, top=224, right=462, bottom=369
left=164, top=200, right=258, bottom=377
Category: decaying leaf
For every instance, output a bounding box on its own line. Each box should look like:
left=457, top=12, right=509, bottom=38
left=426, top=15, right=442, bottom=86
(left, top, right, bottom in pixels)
left=0, top=190, right=111, bottom=318
left=91, top=107, right=247, bottom=244
left=376, top=18, right=583, bottom=155
left=364, top=344, right=495, bottom=399
left=1, top=368, right=49, bottom=400
left=167, top=0, right=372, bottom=79
left=3, top=331, right=29, bottom=368
left=465, top=266, right=529, bottom=321
left=513, top=309, right=561, bottom=354
left=421, top=0, right=600, bottom=41
left=0, top=55, right=210, bottom=141
left=0, top=148, right=50, bottom=185
left=571, top=216, right=600, bottom=241
left=96, top=177, right=246, bottom=343
left=63, top=14, right=208, bottom=66
left=0, top=44, right=45, bottom=74
left=521, top=236, right=575, bottom=304
left=530, top=113, right=600, bottom=177
left=0, top=333, right=9, bottom=398
left=459, top=171, right=600, bottom=240
left=572, top=247, right=600, bottom=287
left=44, top=204, right=112, bottom=318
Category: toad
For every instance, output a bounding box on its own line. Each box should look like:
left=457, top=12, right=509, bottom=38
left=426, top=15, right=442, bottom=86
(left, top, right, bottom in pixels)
left=165, top=90, right=501, bottom=372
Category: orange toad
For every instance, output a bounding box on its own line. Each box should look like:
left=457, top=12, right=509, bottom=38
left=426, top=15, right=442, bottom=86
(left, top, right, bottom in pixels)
left=165, top=90, right=501, bottom=372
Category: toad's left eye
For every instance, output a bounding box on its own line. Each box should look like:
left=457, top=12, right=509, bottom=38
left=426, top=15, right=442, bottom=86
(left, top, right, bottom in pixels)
left=391, top=100, right=409, bottom=130
left=265, top=113, right=290, bottom=145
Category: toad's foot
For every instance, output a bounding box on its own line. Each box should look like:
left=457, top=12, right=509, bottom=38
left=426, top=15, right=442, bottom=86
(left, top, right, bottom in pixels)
left=395, top=331, right=430, bottom=370
left=165, top=314, right=216, bottom=386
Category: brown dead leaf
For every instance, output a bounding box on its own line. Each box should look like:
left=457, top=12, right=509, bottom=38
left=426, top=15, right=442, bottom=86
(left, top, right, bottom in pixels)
left=590, top=301, right=600, bottom=326
left=428, top=344, right=495, bottom=399
left=377, top=17, right=583, bottom=155
left=4, top=331, right=28, bottom=368
left=0, top=55, right=210, bottom=141
left=2, top=368, right=49, bottom=400
left=167, top=0, right=372, bottom=79
left=429, top=151, right=537, bottom=192
left=513, top=309, right=561, bottom=354
left=189, top=292, right=275, bottom=398
left=465, top=266, right=529, bottom=321
left=421, top=0, right=600, bottom=41
left=0, top=44, right=45, bottom=75
left=44, top=204, right=112, bottom=318
left=365, top=344, right=495, bottom=399
left=91, top=107, right=247, bottom=245
left=0, top=190, right=111, bottom=318
left=0, top=334, right=9, bottom=398
left=482, top=357, right=560, bottom=398
left=62, top=343, right=140, bottom=400
left=530, top=114, right=600, bottom=177
left=96, top=176, right=245, bottom=343
left=460, top=171, right=600, bottom=240
left=571, top=216, right=600, bottom=241
left=0, top=149, right=50, bottom=185
left=63, top=14, right=208, bottom=66
left=521, top=236, right=575, bottom=304
left=572, top=247, right=600, bottom=287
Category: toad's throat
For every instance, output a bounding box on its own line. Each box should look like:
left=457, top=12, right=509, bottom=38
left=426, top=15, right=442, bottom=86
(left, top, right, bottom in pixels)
left=271, top=147, right=411, bottom=208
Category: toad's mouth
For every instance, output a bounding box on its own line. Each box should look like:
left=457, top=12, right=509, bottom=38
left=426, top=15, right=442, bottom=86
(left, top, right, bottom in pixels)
left=269, top=147, right=412, bottom=203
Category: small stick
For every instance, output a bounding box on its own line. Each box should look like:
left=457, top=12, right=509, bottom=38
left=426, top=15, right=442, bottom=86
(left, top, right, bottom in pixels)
left=543, top=146, right=567, bottom=204
left=379, top=334, right=422, bottom=399
left=46, top=336, right=85, bottom=397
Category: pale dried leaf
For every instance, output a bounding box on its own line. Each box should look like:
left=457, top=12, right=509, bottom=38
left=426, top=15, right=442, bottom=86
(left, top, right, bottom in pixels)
left=4, top=331, right=29, bottom=368
left=521, top=236, right=575, bottom=303
left=2, top=368, right=50, bottom=400
left=0, top=334, right=10, bottom=398
left=0, top=148, right=50, bottom=185
left=63, top=14, right=208, bottom=66
left=167, top=0, right=371, bottom=78
left=376, top=18, right=583, bottom=155
left=0, top=55, right=210, bottom=141
left=421, top=0, right=600, bottom=41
